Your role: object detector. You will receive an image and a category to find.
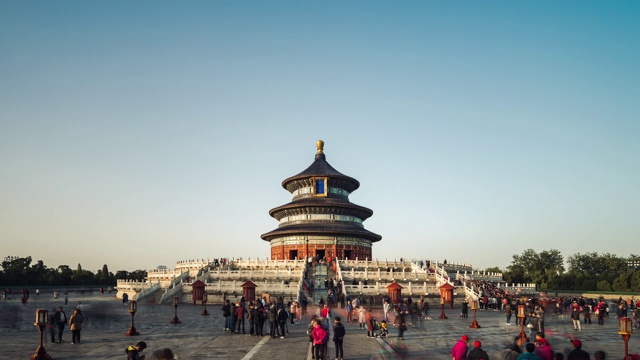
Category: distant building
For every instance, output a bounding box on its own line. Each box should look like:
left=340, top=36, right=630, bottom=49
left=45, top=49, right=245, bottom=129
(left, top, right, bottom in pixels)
left=261, top=140, right=381, bottom=260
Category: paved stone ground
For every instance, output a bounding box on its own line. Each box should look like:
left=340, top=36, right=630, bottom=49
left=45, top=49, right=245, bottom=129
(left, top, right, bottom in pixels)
left=1, top=294, right=637, bottom=359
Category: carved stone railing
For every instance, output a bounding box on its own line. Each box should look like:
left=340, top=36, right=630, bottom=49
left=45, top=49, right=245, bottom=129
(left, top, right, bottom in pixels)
left=158, top=271, right=189, bottom=304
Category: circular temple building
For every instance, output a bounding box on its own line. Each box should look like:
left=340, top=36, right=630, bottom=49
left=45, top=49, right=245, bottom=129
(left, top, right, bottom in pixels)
left=261, top=140, right=381, bottom=260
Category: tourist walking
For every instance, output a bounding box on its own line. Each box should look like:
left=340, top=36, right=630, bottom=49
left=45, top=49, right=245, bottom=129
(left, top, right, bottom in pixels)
left=357, top=305, right=366, bottom=329
left=221, top=299, right=231, bottom=331
left=571, top=306, right=582, bottom=331
left=452, top=334, right=469, bottom=360
left=307, top=315, right=319, bottom=357
left=333, top=316, right=346, bottom=360
left=461, top=299, right=469, bottom=318
left=397, top=311, right=407, bottom=340
left=268, top=303, right=277, bottom=338
left=235, top=302, right=246, bottom=334
left=69, top=308, right=84, bottom=344
left=312, top=318, right=327, bottom=360
left=48, top=309, right=57, bottom=344
left=365, top=308, right=375, bottom=337
left=582, top=303, right=592, bottom=324
left=54, top=306, right=68, bottom=343
left=345, top=300, right=353, bottom=323
left=383, top=299, right=390, bottom=321
left=533, top=333, right=553, bottom=360
left=229, top=302, right=237, bottom=333
left=596, top=299, right=607, bottom=325
left=277, top=304, right=288, bottom=338
left=321, top=304, right=331, bottom=327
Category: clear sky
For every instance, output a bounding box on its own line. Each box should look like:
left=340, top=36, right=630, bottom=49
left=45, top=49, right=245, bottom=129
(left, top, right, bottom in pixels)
left=1, top=1, right=638, bottom=273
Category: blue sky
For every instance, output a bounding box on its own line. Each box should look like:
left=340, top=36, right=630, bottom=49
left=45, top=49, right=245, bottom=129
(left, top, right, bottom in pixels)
left=1, top=1, right=638, bottom=273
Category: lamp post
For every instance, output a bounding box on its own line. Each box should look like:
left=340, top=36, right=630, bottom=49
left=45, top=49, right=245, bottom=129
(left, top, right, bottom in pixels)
left=201, top=292, right=209, bottom=316
left=619, top=317, right=633, bottom=360
left=31, top=309, right=52, bottom=360
left=439, top=296, right=448, bottom=319
left=517, top=304, right=527, bottom=342
left=170, top=296, right=181, bottom=324
left=469, top=300, right=481, bottom=328
left=125, top=300, right=140, bottom=336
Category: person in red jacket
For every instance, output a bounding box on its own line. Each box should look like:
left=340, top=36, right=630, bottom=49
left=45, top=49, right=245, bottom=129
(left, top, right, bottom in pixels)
left=365, top=308, right=375, bottom=338
left=312, top=318, right=327, bottom=360
left=452, top=334, right=469, bottom=360
left=533, top=332, right=553, bottom=360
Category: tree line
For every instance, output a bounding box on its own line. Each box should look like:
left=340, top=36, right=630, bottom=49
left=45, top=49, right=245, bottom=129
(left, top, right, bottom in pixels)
left=0, top=256, right=147, bottom=287
left=486, top=249, right=640, bottom=292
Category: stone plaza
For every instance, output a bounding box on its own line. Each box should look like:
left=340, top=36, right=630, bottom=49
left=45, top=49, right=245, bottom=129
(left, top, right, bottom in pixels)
left=1, top=292, right=636, bottom=359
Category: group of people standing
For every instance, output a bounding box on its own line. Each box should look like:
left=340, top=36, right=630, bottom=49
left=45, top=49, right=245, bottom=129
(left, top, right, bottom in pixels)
left=48, top=306, right=83, bottom=344
left=308, top=314, right=345, bottom=360
left=220, top=296, right=302, bottom=339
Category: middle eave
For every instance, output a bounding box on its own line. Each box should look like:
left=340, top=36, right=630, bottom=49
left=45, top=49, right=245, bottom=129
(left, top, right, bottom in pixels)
left=269, top=198, right=374, bottom=221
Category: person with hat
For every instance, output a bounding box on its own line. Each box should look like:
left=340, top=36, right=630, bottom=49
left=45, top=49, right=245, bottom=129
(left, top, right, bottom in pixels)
left=534, top=332, right=554, bottom=360
left=567, top=339, right=590, bottom=360
left=467, top=340, right=489, bottom=360
left=452, top=334, right=469, bottom=360
left=126, top=341, right=147, bottom=360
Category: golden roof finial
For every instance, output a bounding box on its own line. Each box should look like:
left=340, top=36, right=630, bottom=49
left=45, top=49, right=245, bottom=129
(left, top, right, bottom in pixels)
left=316, top=140, right=324, bottom=154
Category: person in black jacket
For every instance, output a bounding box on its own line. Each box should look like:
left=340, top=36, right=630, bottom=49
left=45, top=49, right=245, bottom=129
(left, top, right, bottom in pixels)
left=221, top=300, right=231, bottom=331
left=48, top=309, right=57, bottom=344
left=333, top=316, right=346, bottom=360
left=54, top=306, right=68, bottom=343
left=568, top=339, right=590, bottom=360
left=468, top=340, right=489, bottom=360
left=277, top=305, right=288, bottom=338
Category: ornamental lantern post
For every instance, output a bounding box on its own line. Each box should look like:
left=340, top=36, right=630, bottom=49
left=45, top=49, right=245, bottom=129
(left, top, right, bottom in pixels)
left=439, top=296, right=448, bottom=319
left=469, top=300, right=481, bottom=328
left=170, top=296, right=181, bottom=324
left=31, top=309, right=52, bottom=360
left=517, top=304, right=527, bottom=342
left=201, top=292, right=209, bottom=316
left=618, top=317, right=633, bottom=359
left=125, top=300, right=140, bottom=336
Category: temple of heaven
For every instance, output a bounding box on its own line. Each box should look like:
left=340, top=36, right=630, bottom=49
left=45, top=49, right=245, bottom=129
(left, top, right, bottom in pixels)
left=261, top=140, right=382, bottom=261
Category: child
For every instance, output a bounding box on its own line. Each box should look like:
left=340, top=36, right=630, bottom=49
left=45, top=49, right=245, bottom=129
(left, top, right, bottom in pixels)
left=378, top=320, right=389, bottom=338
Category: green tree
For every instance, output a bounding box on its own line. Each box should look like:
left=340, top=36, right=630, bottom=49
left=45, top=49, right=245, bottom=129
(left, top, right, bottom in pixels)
left=57, top=265, right=73, bottom=285
left=114, top=270, right=130, bottom=280
left=95, top=264, right=115, bottom=285
left=612, top=271, right=633, bottom=292
left=130, top=270, right=147, bottom=282
left=484, top=266, right=503, bottom=274
left=597, top=280, right=612, bottom=292
left=1, top=256, right=33, bottom=286
left=630, top=271, right=640, bottom=292
left=505, top=249, right=564, bottom=290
